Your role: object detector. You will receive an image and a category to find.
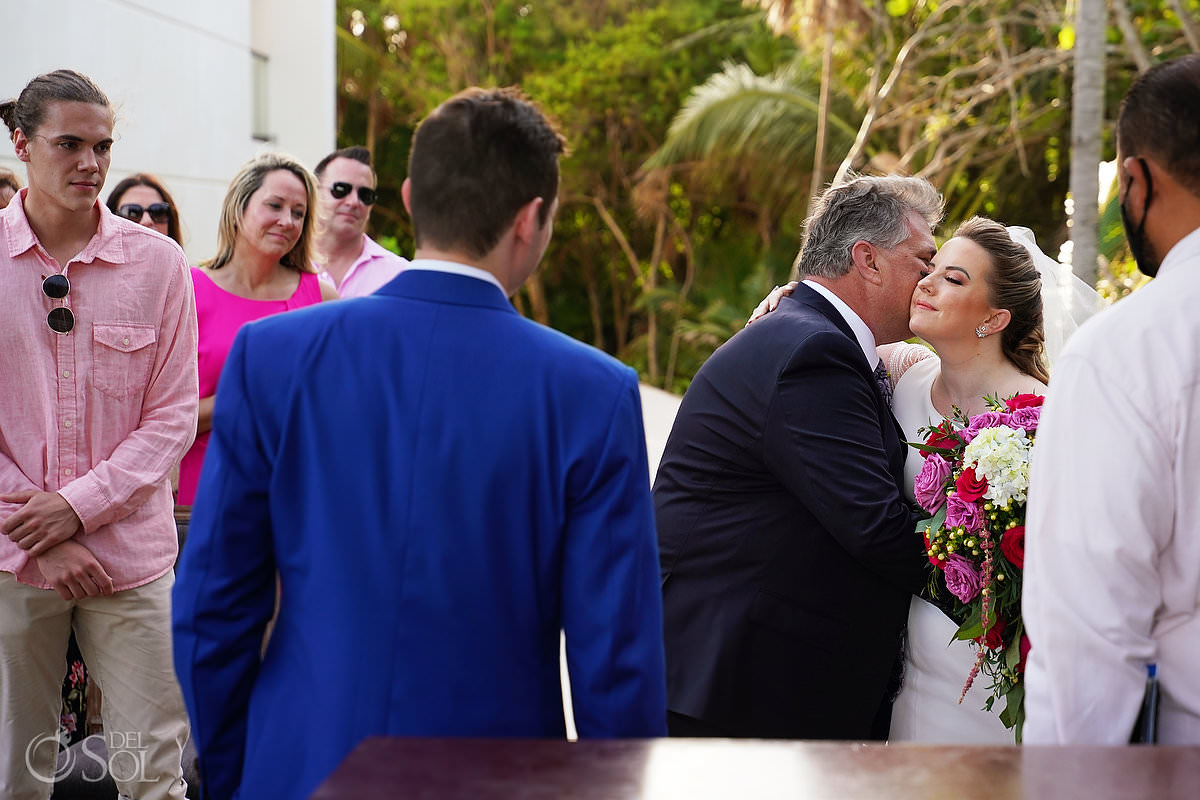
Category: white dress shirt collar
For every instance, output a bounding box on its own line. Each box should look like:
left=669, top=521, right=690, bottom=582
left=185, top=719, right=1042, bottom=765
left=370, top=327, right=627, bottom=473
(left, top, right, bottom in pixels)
left=1158, top=225, right=1200, bottom=279
left=802, top=279, right=879, bottom=368
left=406, top=258, right=506, bottom=294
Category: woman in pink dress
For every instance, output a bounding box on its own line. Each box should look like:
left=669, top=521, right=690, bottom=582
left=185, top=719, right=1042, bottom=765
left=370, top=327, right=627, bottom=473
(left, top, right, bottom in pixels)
left=178, top=153, right=338, bottom=505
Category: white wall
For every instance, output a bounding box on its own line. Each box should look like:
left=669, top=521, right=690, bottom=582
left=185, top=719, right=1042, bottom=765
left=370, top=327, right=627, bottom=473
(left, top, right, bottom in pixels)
left=0, top=0, right=335, bottom=262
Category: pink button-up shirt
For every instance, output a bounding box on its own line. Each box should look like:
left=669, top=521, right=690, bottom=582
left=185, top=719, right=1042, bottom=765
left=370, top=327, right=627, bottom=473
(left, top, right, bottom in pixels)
left=0, top=191, right=198, bottom=591
left=317, top=234, right=408, bottom=298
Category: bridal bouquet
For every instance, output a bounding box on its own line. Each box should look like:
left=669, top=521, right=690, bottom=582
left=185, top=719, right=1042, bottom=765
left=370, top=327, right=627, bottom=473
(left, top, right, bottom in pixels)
left=911, top=392, right=1043, bottom=740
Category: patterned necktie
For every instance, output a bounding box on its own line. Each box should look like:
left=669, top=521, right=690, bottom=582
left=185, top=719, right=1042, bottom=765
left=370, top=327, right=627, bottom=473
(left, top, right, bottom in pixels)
left=873, top=361, right=893, bottom=407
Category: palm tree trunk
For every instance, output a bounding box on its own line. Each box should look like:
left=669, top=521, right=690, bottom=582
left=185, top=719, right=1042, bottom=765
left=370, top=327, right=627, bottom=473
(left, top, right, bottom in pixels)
left=525, top=271, right=549, bottom=325
left=646, top=214, right=666, bottom=385
left=664, top=218, right=696, bottom=391
left=1169, top=0, right=1200, bottom=52
left=1069, top=0, right=1106, bottom=287
left=366, top=91, right=379, bottom=156
left=808, top=4, right=835, bottom=202
left=1111, top=0, right=1153, bottom=73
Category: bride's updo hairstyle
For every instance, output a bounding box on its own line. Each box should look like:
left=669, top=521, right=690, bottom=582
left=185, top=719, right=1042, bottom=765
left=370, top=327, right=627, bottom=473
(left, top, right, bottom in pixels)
left=954, top=216, right=1050, bottom=383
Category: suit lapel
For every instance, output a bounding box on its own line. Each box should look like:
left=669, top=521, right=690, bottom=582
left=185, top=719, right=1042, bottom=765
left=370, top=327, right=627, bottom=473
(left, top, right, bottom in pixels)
left=791, top=284, right=907, bottom=461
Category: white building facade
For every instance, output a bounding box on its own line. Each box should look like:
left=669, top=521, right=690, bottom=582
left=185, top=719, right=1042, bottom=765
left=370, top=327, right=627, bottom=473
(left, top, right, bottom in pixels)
left=0, top=0, right=336, bottom=262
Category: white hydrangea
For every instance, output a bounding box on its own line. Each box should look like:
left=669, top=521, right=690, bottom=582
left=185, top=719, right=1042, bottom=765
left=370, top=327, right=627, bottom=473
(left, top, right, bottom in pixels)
left=962, top=425, right=1031, bottom=507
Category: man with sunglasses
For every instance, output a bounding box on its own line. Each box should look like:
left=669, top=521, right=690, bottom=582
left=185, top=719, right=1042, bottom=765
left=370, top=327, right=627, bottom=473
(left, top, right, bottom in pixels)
left=1024, top=55, right=1200, bottom=744
left=1, top=71, right=196, bottom=799
left=312, top=145, right=408, bottom=298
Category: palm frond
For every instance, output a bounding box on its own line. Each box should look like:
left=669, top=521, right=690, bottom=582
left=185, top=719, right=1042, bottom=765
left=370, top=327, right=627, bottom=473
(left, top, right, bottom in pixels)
left=665, top=13, right=768, bottom=53
left=644, top=62, right=859, bottom=217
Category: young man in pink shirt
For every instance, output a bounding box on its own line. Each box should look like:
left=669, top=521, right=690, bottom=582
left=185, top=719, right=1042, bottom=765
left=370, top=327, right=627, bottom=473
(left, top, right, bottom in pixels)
left=0, top=70, right=197, bottom=800
left=312, top=146, right=408, bottom=297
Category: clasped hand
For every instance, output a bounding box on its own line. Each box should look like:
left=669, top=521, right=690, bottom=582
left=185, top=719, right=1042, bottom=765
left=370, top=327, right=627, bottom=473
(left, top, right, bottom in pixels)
left=36, top=539, right=115, bottom=600
left=746, top=281, right=798, bottom=326
left=1, top=490, right=84, bottom=556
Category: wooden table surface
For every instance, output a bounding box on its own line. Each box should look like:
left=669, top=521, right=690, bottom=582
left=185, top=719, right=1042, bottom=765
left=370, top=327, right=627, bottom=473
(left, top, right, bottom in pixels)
left=310, top=737, right=1200, bottom=799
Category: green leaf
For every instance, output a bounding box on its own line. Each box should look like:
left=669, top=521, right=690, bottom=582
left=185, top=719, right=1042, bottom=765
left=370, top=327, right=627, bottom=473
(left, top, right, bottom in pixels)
left=1004, top=619, right=1025, bottom=671
left=917, top=504, right=948, bottom=537
left=886, top=0, right=913, bottom=17
left=906, top=441, right=958, bottom=457
left=999, top=683, right=1025, bottom=730
left=954, top=615, right=985, bottom=642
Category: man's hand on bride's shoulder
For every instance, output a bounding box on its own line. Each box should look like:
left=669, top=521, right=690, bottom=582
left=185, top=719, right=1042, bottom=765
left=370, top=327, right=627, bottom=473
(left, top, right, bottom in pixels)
left=746, top=281, right=800, bottom=326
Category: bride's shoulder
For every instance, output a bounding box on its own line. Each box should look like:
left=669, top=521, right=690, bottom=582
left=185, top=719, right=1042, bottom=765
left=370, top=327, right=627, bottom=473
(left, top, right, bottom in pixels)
left=1013, top=372, right=1049, bottom=395
left=879, top=341, right=938, bottom=384
left=999, top=372, right=1048, bottom=403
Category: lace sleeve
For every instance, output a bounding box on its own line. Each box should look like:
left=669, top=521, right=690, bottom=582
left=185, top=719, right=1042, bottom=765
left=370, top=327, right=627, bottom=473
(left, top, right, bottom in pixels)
left=878, top=342, right=936, bottom=384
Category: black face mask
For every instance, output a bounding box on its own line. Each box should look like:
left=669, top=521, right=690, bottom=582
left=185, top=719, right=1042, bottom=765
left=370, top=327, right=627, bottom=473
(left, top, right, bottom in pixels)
left=1120, top=157, right=1158, bottom=278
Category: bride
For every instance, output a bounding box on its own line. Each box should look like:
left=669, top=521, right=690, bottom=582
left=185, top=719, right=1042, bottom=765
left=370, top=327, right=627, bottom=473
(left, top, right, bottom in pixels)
left=751, top=216, right=1098, bottom=742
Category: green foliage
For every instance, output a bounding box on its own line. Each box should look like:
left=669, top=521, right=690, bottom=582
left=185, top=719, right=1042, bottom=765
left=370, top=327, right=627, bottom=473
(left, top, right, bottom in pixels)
left=644, top=59, right=858, bottom=235
left=335, top=0, right=1198, bottom=390
left=338, top=0, right=790, bottom=391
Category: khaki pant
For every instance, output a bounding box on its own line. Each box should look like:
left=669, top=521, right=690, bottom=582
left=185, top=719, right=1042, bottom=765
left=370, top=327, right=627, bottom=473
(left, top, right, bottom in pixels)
left=0, top=571, right=189, bottom=800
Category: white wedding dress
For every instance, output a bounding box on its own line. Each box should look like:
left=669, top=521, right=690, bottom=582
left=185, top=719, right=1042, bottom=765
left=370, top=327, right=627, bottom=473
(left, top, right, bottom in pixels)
left=886, top=351, right=1012, bottom=743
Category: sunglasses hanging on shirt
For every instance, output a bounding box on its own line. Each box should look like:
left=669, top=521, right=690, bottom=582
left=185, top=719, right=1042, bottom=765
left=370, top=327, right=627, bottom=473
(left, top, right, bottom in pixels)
left=117, top=203, right=172, bottom=224
left=328, top=182, right=377, bottom=206
left=42, top=273, right=74, bottom=334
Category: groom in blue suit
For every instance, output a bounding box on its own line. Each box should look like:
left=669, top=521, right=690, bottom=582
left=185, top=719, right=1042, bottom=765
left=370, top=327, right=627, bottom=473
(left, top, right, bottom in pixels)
left=172, top=88, right=667, bottom=800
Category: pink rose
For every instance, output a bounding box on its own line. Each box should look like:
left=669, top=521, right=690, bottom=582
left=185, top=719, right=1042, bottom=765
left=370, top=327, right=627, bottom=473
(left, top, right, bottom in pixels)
left=945, top=493, right=984, bottom=533
left=943, top=554, right=982, bottom=602
left=914, top=453, right=952, bottom=512
left=960, top=411, right=1010, bottom=444
left=1008, top=405, right=1041, bottom=433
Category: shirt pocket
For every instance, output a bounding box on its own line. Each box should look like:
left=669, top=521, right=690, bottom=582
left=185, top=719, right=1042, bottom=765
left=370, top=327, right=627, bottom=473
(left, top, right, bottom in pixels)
left=92, top=323, right=157, bottom=400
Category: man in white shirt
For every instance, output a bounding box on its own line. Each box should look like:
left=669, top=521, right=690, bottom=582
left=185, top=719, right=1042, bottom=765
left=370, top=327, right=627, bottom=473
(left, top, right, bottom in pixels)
left=1024, top=54, right=1200, bottom=744
left=313, top=146, right=407, bottom=297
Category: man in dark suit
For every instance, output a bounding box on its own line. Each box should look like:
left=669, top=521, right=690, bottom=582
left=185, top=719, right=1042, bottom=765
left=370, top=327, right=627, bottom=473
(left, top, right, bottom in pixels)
left=172, top=88, right=667, bottom=800
left=655, top=175, right=942, bottom=740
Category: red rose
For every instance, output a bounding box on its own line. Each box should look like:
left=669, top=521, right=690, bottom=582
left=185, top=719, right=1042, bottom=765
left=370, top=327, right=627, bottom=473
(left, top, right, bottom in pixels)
left=923, top=421, right=958, bottom=458
left=1018, top=634, right=1031, bottom=673
left=1000, top=525, right=1025, bottom=569
left=975, top=616, right=1007, bottom=650
left=955, top=467, right=988, bottom=502
left=1006, top=393, right=1045, bottom=411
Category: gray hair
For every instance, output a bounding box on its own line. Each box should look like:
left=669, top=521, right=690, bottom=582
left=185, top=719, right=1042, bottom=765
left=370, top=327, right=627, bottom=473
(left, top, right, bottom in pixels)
left=795, top=174, right=944, bottom=279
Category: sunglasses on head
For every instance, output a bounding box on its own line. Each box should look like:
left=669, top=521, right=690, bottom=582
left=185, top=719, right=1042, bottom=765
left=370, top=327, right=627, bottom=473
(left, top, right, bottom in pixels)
left=42, top=274, right=74, bottom=334
left=117, top=203, right=171, bottom=224
left=328, top=182, right=377, bottom=206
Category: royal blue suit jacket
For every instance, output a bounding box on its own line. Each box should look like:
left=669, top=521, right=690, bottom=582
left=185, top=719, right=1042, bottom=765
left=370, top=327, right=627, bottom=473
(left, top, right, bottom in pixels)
left=172, top=269, right=667, bottom=800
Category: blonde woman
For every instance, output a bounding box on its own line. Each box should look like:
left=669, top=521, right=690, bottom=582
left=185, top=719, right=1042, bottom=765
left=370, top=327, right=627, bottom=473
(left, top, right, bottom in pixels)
left=178, top=154, right=338, bottom=504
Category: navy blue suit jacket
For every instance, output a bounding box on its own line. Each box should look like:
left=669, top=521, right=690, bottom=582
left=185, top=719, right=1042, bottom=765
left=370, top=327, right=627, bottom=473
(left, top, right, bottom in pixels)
left=654, top=283, right=926, bottom=739
left=172, top=269, right=667, bottom=799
